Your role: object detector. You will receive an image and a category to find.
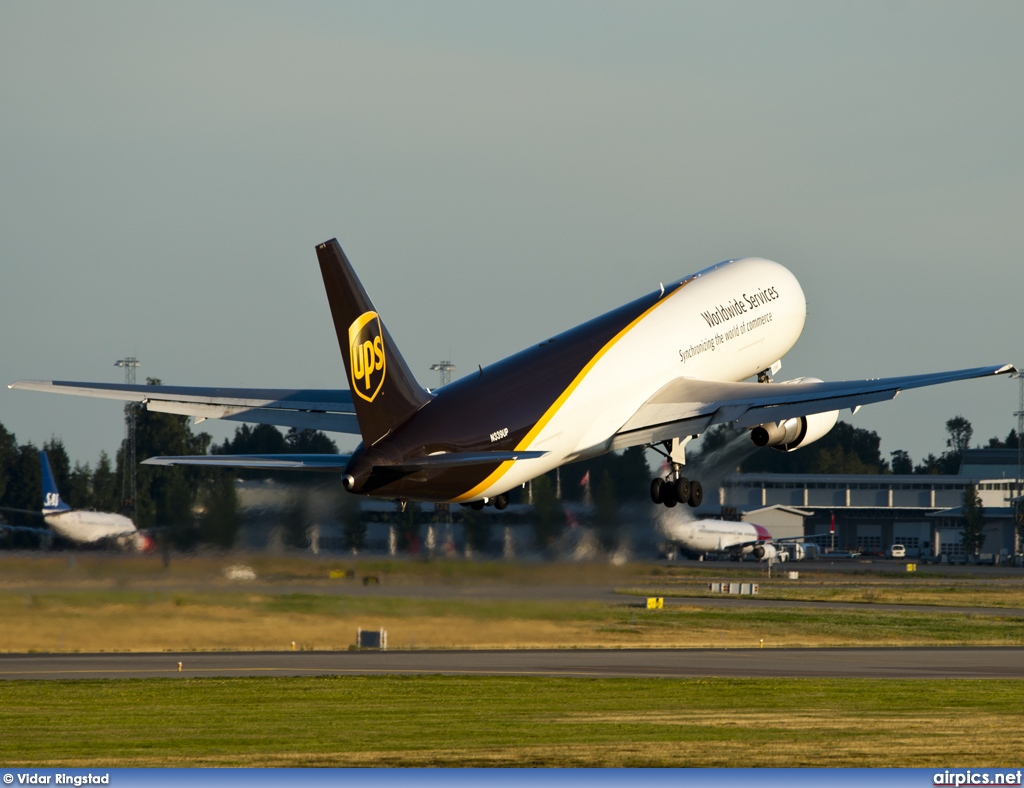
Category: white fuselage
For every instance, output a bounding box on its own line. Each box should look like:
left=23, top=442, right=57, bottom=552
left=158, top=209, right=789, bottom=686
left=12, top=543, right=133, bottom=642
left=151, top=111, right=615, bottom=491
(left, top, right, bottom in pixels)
left=471, top=257, right=807, bottom=500
left=43, top=510, right=138, bottom=545
left=656, top=514, right=772, bottom=555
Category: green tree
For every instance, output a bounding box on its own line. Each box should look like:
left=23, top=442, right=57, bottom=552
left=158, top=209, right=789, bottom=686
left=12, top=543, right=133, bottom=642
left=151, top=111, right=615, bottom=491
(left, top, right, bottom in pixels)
left=201, top=471, right=240, bottom=549
left=612, top=446, right=651, bottom=500
left=741, top=422, right=889, bottom=474
left=394, top=502, right=422, bottom=554
left=217, top=423, right=287, bottom=455
left=1015, top=500, right=1024, bottom=555
left=91, top=452, right=120, bottom=512
left=555, top=447, right=651, bottom=503
left=946, top=416, right=973, bottom=456
left=127, top=377, right=210, bottom=533
left=2, top=442, right=41, bottom=512
left=530, top=474, right=563, bottom=550
left=339, top=491, right=366, bottom=554
left=215, top=424, right=337, bottom=481
left=916, top=416, right=975, bottom=475
left=914, top=453, right=944, bottom=475
left=66, top=461, right=94, bottom=509
left=987, top=429, right=1018, bottom=449
left=286, top=428, right=338, bottom=454
left=960, top=482, right=986, bottom=559
left=0, top=422, right=20, bottom=505
left=695, top=423, right=737, bottom=456
left=459, top=506, right=491, bottom=554
left=890, top=449, right=913, bottom=475
left=593, top=470, right=619, bottom=552
left=282, top=492, right=312, bottom=550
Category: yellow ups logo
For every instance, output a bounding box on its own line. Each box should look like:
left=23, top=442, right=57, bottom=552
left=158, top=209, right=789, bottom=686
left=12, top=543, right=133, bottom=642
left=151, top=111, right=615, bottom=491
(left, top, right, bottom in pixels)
left=348, top=311, right=386, bottom=402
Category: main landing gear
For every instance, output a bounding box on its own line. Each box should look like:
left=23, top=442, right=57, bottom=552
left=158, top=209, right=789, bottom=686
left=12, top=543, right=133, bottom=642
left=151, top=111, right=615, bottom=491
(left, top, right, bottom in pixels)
left=463, top=493, right=509, bottom=511
left=650, top=475, right=702, bottom=508
left=649, top=437, right=703, bottom=508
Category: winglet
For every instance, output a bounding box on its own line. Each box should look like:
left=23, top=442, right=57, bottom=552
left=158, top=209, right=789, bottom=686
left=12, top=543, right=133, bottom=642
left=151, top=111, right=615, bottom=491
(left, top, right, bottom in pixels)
left=316, top=239, right=431, bottom=445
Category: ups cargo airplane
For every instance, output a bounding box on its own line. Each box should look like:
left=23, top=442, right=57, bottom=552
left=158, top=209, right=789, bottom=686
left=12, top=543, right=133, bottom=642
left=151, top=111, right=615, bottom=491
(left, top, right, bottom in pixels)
left=10, top=240, right=1016, bottom=511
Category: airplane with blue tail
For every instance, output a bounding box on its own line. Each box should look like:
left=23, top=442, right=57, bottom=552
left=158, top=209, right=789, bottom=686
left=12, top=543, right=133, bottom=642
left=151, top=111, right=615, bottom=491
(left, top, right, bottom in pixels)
left=38, top=451, right=149, bottom=551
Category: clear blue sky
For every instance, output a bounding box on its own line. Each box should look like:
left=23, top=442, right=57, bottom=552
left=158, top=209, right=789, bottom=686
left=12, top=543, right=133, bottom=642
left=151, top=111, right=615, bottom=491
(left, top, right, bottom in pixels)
left=2, top=1, right=1021, bottom=469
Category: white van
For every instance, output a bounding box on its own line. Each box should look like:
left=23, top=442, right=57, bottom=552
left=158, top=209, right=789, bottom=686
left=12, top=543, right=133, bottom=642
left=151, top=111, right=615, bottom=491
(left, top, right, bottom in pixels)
left=888, top=544, right=906, bottom=559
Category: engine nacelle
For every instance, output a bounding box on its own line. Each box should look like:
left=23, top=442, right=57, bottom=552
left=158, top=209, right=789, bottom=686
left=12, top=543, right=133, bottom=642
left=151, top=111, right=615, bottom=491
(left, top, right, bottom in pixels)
left=751, top=543, right=788, bottom=562
left=748, top=377, right=839, bottom=452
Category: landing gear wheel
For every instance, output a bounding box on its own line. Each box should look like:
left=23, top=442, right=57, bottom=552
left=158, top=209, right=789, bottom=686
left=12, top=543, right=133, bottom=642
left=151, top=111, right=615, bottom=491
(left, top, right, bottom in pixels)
left=470, top=500, right=485, bottom=510
left=650, top=478, right=664, bottom=504
left=687, top=481, right=703, bottom=508
left=493, top=493, right=509, bottom=511
left=662, top=485, right=678, bottom=508
left=674, top=477, right=690, bottom=505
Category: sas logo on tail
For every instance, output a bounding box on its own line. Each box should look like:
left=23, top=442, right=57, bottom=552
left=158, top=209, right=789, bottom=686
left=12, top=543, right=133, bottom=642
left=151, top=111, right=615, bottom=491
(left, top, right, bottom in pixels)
left=348, top=311, right=386, bottom=402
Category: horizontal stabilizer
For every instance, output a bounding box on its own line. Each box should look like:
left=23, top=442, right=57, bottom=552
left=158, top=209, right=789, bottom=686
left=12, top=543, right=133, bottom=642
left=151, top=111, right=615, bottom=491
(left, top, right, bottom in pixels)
left=143, top=454, right=352, bottom=471
left=9, top=381, right=360, bottom=434
left=142, top=450, right=548, bottom=474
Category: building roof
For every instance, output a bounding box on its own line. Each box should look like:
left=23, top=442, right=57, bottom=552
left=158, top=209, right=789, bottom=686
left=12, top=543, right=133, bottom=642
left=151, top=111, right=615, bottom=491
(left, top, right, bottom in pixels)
left=724, top=472, right=1018, bottom=487
left=743, top=504, right=812, bottom=517
left=959, top=448, right=1022, bottom=480
left=927, top=506, right=1016, bottom=519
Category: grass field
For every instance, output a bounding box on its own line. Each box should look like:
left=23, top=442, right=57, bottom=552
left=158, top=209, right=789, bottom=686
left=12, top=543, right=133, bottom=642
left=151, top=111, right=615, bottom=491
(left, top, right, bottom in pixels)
left=2, top=552, right=1023, bottom=767
left=6, top=589, right=1024, bottom=652
left=1, top=553, right=1023, bottom=652
left=1, top=675, right=1021, bottom=767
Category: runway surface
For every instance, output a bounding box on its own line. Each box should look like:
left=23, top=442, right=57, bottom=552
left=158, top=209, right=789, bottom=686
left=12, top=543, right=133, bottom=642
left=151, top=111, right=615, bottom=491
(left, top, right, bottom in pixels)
left=2, top=647, right=1023, bottom=680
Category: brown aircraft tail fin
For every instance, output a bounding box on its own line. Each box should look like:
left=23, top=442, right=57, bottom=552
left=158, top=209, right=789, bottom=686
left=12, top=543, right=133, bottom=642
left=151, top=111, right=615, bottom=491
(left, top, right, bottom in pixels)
left=316, top=239, right=430, bottom=446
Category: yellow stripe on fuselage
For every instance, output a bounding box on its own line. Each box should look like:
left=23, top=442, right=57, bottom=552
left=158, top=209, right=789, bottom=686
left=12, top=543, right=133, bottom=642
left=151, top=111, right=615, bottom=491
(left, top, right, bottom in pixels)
left=453, top=279, right=692, bottom=502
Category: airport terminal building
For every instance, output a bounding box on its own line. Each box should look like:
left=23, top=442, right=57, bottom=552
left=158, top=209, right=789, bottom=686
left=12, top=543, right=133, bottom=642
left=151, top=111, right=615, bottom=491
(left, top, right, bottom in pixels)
left=721, top=449, right=1022, bottom=561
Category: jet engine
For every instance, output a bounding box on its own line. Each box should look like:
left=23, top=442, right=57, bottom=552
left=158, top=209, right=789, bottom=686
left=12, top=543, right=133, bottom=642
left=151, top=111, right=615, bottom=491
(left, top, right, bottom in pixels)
left=748, top=378, right=839, bottom=452
left=751, top=543, right=787, bottom=562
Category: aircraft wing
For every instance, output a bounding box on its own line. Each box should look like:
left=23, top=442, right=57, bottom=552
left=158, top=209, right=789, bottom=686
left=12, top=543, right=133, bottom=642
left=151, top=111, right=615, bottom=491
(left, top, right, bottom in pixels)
left=8, top=380, right=360, bottom=434
left=0, top=520, right=49, bottom=536
left=0, top=506, right=43, bottom=518
left=611, top=364, right=1017, bottom=449
left=0, top=509, right=49, bottom=537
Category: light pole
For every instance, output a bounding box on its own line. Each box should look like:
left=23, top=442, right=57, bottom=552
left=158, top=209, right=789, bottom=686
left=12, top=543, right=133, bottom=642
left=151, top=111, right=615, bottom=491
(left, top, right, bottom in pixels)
left=114, top=357, right=140, bottom=516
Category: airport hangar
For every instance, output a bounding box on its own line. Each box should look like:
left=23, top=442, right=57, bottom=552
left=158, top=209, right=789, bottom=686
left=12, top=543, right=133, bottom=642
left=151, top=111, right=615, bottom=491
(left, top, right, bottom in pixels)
left=721, top=448, right=1023, bottom=562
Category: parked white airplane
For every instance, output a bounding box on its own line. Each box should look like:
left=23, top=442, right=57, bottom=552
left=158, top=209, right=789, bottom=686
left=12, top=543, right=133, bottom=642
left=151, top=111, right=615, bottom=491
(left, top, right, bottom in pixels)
left=38, top=451, right=150, bottom=551
left=655, top=513, right=811, bottom=561
left=10, top=242, right=1017, bottom=509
